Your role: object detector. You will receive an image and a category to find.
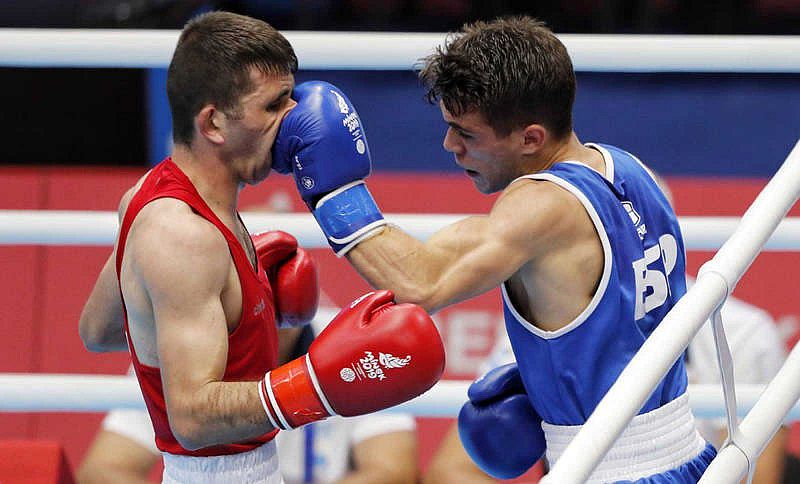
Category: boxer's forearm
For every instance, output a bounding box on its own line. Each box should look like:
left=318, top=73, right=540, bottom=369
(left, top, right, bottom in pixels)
left=347, top=225, right=454, bottom=312
left=348, top=218, right=518, bottom=313
left=423, top=424, right=501, bottom=484
left=340, top=431, right=418, bottom=484
left=168, top=380, right=274, bottom=451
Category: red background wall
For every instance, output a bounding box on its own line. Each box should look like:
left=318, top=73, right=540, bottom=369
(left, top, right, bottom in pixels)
left=1, top=167, right=798, bottom=480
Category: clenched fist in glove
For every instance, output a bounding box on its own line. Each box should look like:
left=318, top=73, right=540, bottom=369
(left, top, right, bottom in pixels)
left=253, top=230, right=318, bottom=327
left=258, top=290, right=445, bottom=430
left=458, top=363, right=546, bottom=479
left=271, top=81, right=387, bottom=256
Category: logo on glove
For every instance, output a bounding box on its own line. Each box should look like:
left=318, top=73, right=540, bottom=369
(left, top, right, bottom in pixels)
left=301, top=176, right=315, bottom=190
left=339, top=350, right=412, bottom=383
left=340, top=367, right=357, bottom=382
left=332, top=93, right=365, bottom=156
left=380, top=352, right=411, bottom=368
left=331, top=90, right=349, bottom=114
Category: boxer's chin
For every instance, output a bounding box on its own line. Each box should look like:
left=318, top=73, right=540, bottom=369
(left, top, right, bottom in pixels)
left=247, top=160, right=272, bottom=185
left=469, top=174, right=494, bottom=195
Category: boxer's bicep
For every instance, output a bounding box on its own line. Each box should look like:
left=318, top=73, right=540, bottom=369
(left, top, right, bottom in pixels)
left=348, top=180, right=573, bottom=312
left=424, top=215, right=531, bottom=309
left=347, top=213, right=537, bottom=312
left=424, top=187, right=569, bottom=309
left=136, top=215, right=231, bottom=431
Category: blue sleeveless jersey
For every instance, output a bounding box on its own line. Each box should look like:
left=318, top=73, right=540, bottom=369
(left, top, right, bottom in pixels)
left=503, top=143, right=688, bottom=426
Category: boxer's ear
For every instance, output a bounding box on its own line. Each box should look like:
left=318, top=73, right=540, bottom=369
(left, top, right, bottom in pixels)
left=196, top=105, right=225, bottom=145
left=520, top=123, right=546, bottom=155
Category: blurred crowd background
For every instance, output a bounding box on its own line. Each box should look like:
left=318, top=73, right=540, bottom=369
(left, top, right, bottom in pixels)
left=2, top=0, right=800, bottom=33
left=1, top=0, right=800, bottom=170
left=0, top=0, right=800, bottom=171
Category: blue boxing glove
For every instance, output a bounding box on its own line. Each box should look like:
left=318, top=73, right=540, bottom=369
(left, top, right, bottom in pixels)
left=272, top=81, right=387, bottom=256
left=458, top=363, right=546, bottom=479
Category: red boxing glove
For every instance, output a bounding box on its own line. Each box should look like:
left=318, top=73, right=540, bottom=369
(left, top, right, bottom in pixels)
left=258, top=290, right=445, bottom=430
left=253, top=230, right=319, bottom=327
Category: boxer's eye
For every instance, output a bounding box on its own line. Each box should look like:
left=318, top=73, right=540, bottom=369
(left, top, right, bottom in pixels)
left=266, top=93, right=290, bottom=112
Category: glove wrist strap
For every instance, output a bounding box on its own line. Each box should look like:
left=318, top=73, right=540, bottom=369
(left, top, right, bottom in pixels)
left=261, top=355, right=333, bottom=430
left=313, top=181, right=387, bottom=257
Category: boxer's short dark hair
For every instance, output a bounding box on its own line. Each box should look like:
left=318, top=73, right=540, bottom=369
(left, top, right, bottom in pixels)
left=419, top=16, right=575, bottom=140
left=167, top=11, right=298, bottom=145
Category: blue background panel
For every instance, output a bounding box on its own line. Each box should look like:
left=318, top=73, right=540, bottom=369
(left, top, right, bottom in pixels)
left=147, top=70, right=800, bottom=177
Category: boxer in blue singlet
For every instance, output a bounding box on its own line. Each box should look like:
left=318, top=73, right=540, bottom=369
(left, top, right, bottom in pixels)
left=272, top=15, right=716, bottom=483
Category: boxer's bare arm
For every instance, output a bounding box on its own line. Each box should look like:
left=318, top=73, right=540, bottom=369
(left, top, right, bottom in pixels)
left=341, top=430, right=418, bottom=484
left=349, top=180, right=586, bottom=313
left=79, top=188, right=137, bottom=352
left=132, top=202, right=272, bottom=450
left=423, top=425, right=496, bottom=484
left=277, top=327, right=305, bottom=364
left=79, top=252, right=127, bottom=351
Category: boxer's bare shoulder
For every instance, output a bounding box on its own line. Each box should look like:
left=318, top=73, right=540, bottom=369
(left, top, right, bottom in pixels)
left=492, top=177, right=604, bottom=331
left=115, top=171, right=150, bottom=223
left=122, top=198, right=230, bottom=304
left=124, top=205, right=239, bottom=372
left=117, top=168, right=227, bottom=273
left=492, top=177, right=591, bottom=250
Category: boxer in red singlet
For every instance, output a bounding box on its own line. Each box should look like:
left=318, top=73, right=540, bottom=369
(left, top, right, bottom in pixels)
left=78, top=11, right=444, bottom=484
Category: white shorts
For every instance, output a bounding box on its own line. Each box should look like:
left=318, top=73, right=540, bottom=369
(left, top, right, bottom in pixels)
left=542, top=393, right=707, bottom=484
left=162, top=441, right=282, bottom=484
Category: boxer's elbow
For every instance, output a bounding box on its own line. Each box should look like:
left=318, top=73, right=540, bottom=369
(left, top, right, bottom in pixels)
left=172, top=429, right=206, bottom=451
left=172, top=428, right=205, bottom=451
left=79, top=313, right=126, bottom=352
left=170, top=414, right=210, bottom=451
left=390, top=282, right=445, bottom=314
left=79, top=316, right=109, bottom=352
left=169, top=400, right=223, bottom=451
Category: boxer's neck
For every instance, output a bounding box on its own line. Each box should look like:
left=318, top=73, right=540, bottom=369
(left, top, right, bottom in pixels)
left=526, top=132, right=605, bottom=175
left=171, top=144, right=241, bottom=214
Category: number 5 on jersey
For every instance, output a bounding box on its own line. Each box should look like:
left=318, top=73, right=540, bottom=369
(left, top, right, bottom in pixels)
left=632, top=234, right=678, bottom=320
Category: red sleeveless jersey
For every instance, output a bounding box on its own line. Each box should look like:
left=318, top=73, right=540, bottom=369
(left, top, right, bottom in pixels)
left=115, top=158, right=279, bottom=456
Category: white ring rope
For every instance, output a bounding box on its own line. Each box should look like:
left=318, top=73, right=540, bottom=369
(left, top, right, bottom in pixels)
left=542, top=139, right=800, bottom=484
left=700, top=341, right=800, bottom=482
left=0, top=374, right=794, bottom=422
left=2, top=211, right=800, bottom=251
left=0, top=29, right=799, bottom=72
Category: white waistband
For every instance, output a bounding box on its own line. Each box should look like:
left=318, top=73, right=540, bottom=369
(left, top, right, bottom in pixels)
left=162, top=441, right=282, bottom=484
left=542, top=393, right=707, bottom=484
